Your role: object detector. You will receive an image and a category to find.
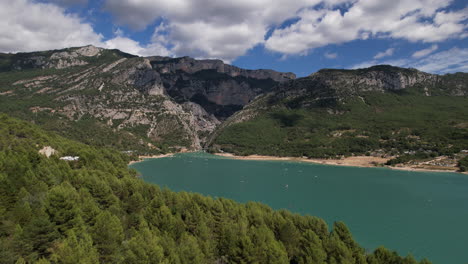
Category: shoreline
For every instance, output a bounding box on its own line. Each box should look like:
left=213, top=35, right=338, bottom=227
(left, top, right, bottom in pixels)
left=128, top=153, right=175, bottom=165
left=127, top=151, right=465, bottom=174
left=213, top=153, right=463, bottom=174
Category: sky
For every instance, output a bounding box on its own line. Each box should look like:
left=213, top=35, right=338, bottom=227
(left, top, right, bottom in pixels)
left=0, top=0, right=467, bottom=77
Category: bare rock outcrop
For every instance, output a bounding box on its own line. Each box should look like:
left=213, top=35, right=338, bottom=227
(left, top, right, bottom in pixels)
left=149, top=56, right=295, bottom=82
left=39, top=146, right=57, bottom=158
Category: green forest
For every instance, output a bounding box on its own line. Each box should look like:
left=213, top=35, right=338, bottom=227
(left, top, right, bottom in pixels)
left=0, top=113, right=432, bottom=263
left=213, top=91, right=468, bottom=165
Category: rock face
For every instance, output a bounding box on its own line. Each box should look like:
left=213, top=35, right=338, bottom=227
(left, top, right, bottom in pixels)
left=1, top=46, right=293, bottom=151
left=2, top=47, right=466, bottom=153
left=309, top=67, right=438, bottom=92
left=270, top=65, right=466, bottom=109
left=8, top=45, right=104, bottom=70
left=149, top=56, right=295, bottom=82
left=1, top=45, right=135, bottom=71
left=117, top=56, right=296, bottom=119
left=47, top=45, right=103, bottom=69
left=215, top=65, right=468, bottom=134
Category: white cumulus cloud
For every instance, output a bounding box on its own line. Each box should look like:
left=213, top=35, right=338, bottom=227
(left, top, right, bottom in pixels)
left=2, top=0, right=467, bottom=66
left=0, top=0, right=102, bottom=53
left=103, top=0, right=352, bottom=61
left=0, top=0, right=172, bottom=57
left=265, top=0, right=467, bottom=55
left=104, top=36, right=171, bottom=57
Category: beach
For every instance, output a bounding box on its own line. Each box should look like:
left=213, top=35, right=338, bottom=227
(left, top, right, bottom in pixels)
left=129, top=152, right=462, bottom=174
left=213, top=153, right=462, bottom=173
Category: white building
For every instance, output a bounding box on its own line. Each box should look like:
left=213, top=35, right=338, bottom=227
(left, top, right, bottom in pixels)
left=59, top=156, right=80, bottom=161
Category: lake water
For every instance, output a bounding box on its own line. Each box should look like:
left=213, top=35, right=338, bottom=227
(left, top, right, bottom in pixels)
left=130, top=152, right=468, bottom=264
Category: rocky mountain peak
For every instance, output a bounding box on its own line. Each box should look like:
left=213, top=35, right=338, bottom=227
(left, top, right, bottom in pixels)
left=0, top=45, right=134, bottom=72
left=52, top=45, right=103, bottom=58
left=270, top=65, right=467, bottom=110
left=147, top=55, right=295, bottom=82
left=283, top=65, right=439, bottom=94
left=308, top=64, right=438, bottom=92
left=46, top=45, right=105, bottom=69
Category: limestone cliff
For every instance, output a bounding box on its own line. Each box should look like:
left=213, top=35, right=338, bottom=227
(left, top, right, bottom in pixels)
left=0, top=46, right=293, bottom=152
left=267, top=65, right=466, bottom=110
left=212, top=65, right=468, bottom=145
left=1, top=47, right=466, bottom=155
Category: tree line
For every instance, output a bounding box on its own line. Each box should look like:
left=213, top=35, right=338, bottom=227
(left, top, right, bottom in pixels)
left=0, top=114, right=431, bottom=263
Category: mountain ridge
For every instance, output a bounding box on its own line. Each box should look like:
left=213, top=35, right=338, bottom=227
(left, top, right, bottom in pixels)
left=0, top=45, right=294, bottom=152
left=210, top=65, right=468, bottom=170
left=1, top=46, right=467, bottom=169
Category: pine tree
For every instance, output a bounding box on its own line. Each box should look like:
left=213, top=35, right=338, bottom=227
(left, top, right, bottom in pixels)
left=50, top=231, right=99, bottom=264
left=45, top=183, right=83, bottom=234
left=122, top=228, right=165, bottom=264
left=91, top=211, right=124, bottom=263
left=21, top=211, right=59, bottom=261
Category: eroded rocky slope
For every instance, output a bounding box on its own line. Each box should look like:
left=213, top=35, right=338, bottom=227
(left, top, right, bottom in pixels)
left=0, top=45, right=294, bottom=152
left=1, top=46, right=466, bottom=157
left=221, top=65, right=468, bottom=126
left=210, top=65, right=468, bottom=169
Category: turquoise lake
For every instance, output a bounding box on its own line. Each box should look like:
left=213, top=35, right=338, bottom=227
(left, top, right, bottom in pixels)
left=130, top=152, right=468, bottom=264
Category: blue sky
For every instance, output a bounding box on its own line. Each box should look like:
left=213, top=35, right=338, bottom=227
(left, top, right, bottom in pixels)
left=1, top=0, right=467, bottom=76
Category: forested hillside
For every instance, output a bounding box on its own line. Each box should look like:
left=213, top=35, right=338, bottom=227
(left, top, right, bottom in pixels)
left=0, top=113, right=431, bottom=263
left=211, top=66, right=468, bottom=169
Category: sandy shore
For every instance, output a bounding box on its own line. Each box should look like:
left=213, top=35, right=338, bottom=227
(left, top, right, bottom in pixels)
left=214, top=153, right=462, bottom=173
left=215, top=153, right=388, bottom=167
left=128, top=153, right=175, bottom=165
left=127, top=152, right=463, bottom=174
left=388, top=165, right=460, bottom=173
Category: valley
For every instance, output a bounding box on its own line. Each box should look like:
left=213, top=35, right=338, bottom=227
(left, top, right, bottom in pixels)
left=2, top=1, right=467, bottom=263
left=1, top=46, right=467, bottom=172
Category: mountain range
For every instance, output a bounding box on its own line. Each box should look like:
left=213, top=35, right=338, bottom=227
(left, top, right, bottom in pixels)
left=1, top=45, right=467, bottom=170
